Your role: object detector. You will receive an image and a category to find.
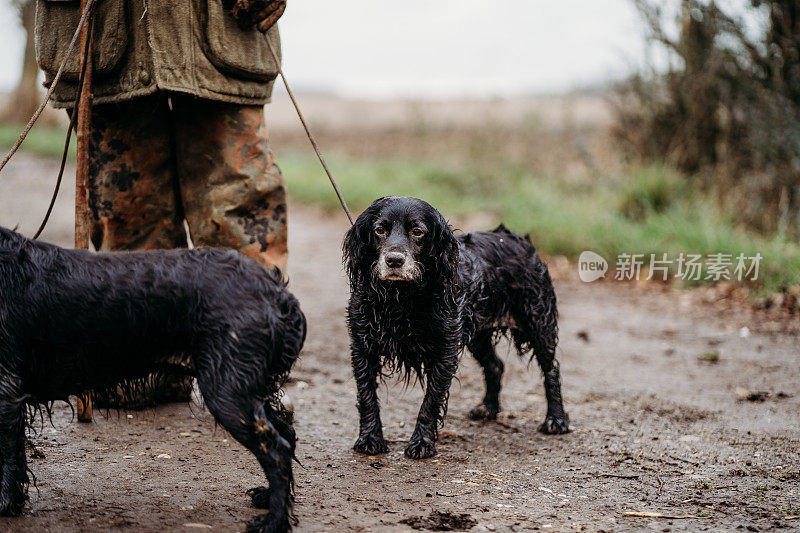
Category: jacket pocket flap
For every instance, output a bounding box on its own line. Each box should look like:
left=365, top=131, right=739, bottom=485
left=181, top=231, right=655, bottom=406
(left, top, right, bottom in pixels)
left=202, top=0, right=280, bottom=82
left=35, top=0, right=128, bottom=79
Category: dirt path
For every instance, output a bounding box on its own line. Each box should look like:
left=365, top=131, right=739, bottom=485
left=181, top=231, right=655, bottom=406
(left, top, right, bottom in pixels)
left=0, top=155, right=798, bottom=532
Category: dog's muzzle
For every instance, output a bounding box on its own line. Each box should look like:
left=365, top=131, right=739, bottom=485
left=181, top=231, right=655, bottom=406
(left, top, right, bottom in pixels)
left=376, top=251, right=420, bottom=281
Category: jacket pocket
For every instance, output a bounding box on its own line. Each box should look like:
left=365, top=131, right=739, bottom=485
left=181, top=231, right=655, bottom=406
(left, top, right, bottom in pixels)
left=34, top=0, right=128, bottom=80
left=202, top=0, right=280, bottom=82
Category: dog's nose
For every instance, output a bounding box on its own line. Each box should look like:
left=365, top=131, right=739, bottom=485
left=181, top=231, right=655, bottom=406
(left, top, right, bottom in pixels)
left=385, top=252, right=406, bottom=268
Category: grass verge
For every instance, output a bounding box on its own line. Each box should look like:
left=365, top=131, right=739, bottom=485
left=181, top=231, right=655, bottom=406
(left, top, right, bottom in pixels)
left=0, top=123, right=75, bottom=159
left=281, top=152, right=800, bottom=294
left=3, top=123, right=796, bottom=294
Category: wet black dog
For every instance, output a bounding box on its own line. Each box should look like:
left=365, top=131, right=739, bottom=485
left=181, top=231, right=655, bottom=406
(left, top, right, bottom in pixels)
left=343, top=197, right=569, bottom=460
left=0, top=227, right=305, bottom=533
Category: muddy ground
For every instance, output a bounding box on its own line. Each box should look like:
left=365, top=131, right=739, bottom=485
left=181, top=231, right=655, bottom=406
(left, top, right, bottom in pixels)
left=0, top=154, right=798, bottom=532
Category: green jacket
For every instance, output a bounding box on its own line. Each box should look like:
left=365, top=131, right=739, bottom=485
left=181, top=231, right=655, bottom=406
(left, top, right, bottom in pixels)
left=34, top=0, right=281, bottom=108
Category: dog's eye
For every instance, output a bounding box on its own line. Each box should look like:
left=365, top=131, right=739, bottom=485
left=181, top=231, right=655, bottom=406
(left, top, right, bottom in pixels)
left=374, top=227, right=386, bottom=236
left=410, top=228, right=425, bottom=238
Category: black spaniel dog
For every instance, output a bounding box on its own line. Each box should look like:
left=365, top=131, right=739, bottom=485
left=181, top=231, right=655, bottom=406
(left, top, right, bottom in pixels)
left=0, top=227, right=305, bottom=533
left=343, top=196, right=569, bottom=460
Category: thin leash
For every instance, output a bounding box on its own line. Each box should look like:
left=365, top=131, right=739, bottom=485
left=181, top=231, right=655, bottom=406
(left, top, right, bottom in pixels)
left=0, top=0, right=97, bottom=240
left=264, top=37, right=355, bottom=226
left=0, top=0, right=96, bottom=175
left=34, top=10, right=94, bottom=240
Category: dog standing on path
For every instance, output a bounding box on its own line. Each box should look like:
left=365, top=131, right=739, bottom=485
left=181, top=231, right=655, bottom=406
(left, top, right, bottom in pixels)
left=343, top=197, right=569, bottom=460
left=0, top=227, right=305, bottom=533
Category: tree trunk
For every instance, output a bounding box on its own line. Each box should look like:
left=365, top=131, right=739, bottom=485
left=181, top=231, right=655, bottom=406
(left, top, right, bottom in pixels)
left=2, top=0, right=40, bottom=125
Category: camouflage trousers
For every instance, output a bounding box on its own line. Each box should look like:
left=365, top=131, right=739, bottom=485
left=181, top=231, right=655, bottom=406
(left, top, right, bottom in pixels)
left=82, top=92, right=286, bottom=407
left=87, top=92, right=288, bottom=271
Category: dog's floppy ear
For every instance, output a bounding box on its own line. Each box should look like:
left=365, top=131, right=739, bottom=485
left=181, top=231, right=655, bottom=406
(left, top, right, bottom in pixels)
left=343, top=198, right=385, bottom=284
left=427, top=209, right=459, bottom=283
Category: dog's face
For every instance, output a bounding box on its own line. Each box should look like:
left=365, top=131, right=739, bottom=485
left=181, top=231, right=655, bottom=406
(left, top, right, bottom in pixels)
left=343, top=197, right=458, bottom=285
left=371, top=200, right=429, bottom=281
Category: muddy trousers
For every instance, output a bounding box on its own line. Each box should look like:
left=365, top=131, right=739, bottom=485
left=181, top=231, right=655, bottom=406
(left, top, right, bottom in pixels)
left=87, top=92, right=288, bottom=271
left=82, top=92, right=287, bottom=406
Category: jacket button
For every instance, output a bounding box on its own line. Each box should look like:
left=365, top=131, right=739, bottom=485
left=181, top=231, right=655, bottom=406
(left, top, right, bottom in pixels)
left=138, top=70, right=151, bottom=85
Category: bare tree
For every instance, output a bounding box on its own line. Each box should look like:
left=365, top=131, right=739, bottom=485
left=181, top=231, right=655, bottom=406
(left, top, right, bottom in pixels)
left=2, top=0, right=40, bottom=124
left=613, top=0, right=800, bottom=235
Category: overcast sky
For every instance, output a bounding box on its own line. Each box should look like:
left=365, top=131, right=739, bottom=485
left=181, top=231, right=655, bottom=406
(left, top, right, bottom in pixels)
left=0, top=0, right=650, bottom=99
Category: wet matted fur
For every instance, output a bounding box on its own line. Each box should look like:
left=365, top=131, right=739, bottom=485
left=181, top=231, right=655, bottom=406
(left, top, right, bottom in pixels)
left=0, top=227, right=305, bottom=533
left=343, top=197, right=569, bottom=460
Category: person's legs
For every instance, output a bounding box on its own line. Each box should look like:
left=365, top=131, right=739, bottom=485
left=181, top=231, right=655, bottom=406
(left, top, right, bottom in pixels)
left=88, top=94, right=188, bottom=252
left=170, top=94, right=288, bottom=273
left=87, top=94, right=193, bottom=407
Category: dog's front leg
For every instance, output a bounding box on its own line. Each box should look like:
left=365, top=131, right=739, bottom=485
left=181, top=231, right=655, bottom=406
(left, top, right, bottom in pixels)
left=405, top=351, right=458, bottom=459
left=352, top=343, right=388, bottom=455
left=0, top=380, right=28, bottom=516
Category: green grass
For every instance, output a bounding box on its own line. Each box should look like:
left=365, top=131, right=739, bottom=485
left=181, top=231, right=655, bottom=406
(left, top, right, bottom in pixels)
left=282, top=152, right=800, bottom=294
left=3, top=123, right=797, bottom=294
left=0, top=123, right=75, bottom=159
left=698, top=352, right=720, bottom=363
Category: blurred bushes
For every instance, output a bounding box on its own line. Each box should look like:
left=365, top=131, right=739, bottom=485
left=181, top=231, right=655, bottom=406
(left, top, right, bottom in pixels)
left=618, top=165, right=687, bottom=221
left=283, top=151, right=800, bottom=293
left=613, top=0, right=800, bottom=236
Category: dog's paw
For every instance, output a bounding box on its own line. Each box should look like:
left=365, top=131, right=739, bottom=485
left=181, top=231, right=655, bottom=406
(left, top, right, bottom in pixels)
left=247, top=486, right=271, bottom=509
left=538, top=415, right=570, bottom=435
left=353, top=433, right=388, bottom=455
left=468, top=403, right=499, bottom=420
left=246, top=512, right=290, bottom=533
left=404, top=437, right=436, bottom=459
